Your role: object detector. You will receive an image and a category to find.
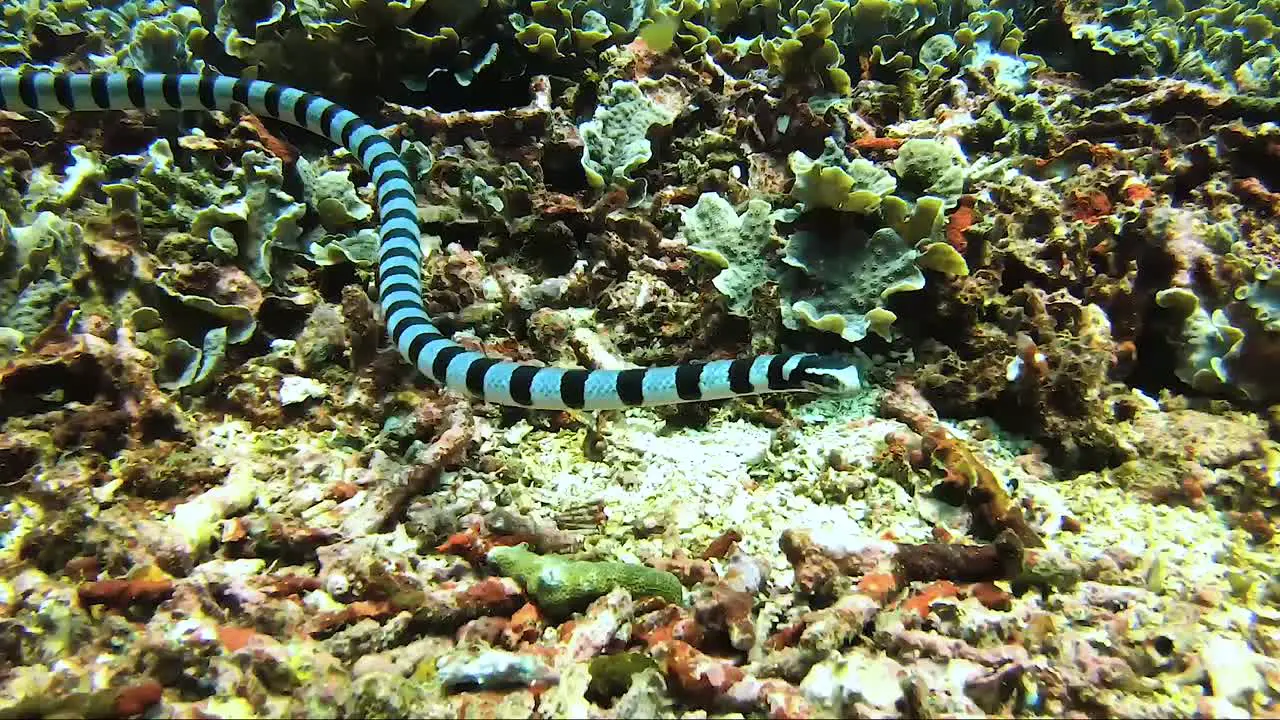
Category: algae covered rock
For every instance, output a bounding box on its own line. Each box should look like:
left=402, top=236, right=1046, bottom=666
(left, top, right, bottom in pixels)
left=487, top=544, right=683, bottom=619
left=587, top=651, right=660, bottom=702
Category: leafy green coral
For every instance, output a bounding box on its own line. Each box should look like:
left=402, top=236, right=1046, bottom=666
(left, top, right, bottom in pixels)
left=1156, top=287, right=1245, bottom=394
left=779, top=191, right=966, bottom=342
left=296, top=157, right=374, bottom=231
left=2, top=0, right=208, bottom=72
left=1154, top=256, right=1280, bottom=405
left=681, top=193, right=778, bottom=316
left=760, top=0, right=852, bottom=94
left=780, top=225, right=925, bottom=342
left=487, top=544, right=683, bottom=619
left=579, top=80, right=677, bottom=191
left=213, top=0, right=505, bottom=104
left=25, top=145, right=103, bottom=211
left=0, top=211, right=82, bottom=338
left=90, top=5, right=210, bottom=73
left=1066, top=0, right=1280, bottom=93
left=788, top=137, right=897, bottom=213
left=188, top=150, right=306, bottom=288
left=511, top=0, right=651, bottom=58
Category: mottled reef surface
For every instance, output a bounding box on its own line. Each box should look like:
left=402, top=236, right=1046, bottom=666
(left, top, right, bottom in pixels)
left=1, top=0, right=1280, bottom=717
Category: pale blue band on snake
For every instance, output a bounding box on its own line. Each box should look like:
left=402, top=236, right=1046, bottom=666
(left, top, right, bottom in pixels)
left=0, top=70, right=861, bottom=410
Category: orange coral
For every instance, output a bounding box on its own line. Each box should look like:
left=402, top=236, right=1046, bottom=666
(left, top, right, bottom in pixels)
left=1123, top=181, right=1154, bottom=204
left=216, top=626, right=260, bottom=652
left=902, top=580, right=959, bottom=617
left=1066, top=189, right=1112, bottom=225
left=78, top=578, right=174, bottom=610
left=946, top=196, right=976, bottom=252
left=503, top=602, right=546, bottom=646
left=853, top=134, right=904, bottom=152
left=238, top=113, right=297, bottom=165
left=115, top=679, right=163, bottom=717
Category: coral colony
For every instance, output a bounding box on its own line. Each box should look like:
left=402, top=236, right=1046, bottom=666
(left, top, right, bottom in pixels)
left=1, top=0, right=1280, bottom=717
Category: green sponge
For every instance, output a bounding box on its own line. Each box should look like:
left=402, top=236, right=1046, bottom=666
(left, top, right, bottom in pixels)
left=487, top=545, right=683, bottom=619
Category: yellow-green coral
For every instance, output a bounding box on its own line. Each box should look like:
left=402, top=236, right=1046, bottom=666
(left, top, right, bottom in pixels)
left=788, top=137, right=897, bottom=213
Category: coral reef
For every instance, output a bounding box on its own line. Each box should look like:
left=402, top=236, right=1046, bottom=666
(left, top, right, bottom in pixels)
left=2, top=0, right=1280, bottom=717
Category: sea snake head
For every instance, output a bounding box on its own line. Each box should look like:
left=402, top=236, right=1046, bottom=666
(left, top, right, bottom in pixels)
left=793, top=354, right=862, bottom=395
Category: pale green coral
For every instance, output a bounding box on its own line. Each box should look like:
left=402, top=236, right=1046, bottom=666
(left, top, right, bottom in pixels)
left=157, top=326, right=230, bottom=392
left=1237, top=267, right=1280, bottom=333
left=880, top=194, right=944, bottom=246
left=213, top=0, right=504, bottom=102
left=2, top=0, right=207, bottom=72
left=511, top=0, right=650, bottom=58
left=1156, top=287, right=1244, bottom=393
left=0, top=211, right=83, bottom=337
left=308, top=229, right=379, bottom=268
left=25, top=145, right=103, bottom=211
left=189, top=151, right=306, bottom=287
left=951, top=9, right=1045, bottom=92
left=1067, top=0, right=1280, bottom=94
left=682, top=193, right=777, bottom=316
left=780, top=226, right=924, bottom=342
left=579, top=80, right=677, bottom=191
left=296, top=156, right=374, bottom=231
left=777, top=190, right=966, bottom=342
left=89, top=5, right=210, bottom=73
left=760, top=2, right=852, bottom=95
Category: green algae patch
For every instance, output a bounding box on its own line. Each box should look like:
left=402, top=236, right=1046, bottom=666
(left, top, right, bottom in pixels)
left=486, top=544, right=682, bottom=619
left=587, top=652, right=661, bottom=702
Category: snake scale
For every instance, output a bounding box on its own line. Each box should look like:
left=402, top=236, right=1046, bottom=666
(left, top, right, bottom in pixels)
left=0, top=70, right=861, bottom=409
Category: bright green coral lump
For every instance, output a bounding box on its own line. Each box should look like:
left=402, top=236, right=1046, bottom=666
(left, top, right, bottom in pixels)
left=682, top=193, right=777, bottom=316
left=579, top=80, right=677, bottom=190
left=487, top=544, right=683, bottom=619
left=892, top=137, right=969, bottom=206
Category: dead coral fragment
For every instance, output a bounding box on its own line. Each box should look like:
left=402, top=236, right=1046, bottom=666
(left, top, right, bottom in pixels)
left=780, top=528, right=1025, bottom=603
left=0, top=330, right=183, bottom=449
left=486, top=544, right=683, bottom=620
left=881, top=381, right=1045, bottom=547
left=78, top=578, right=174, bottom=611
left=436, top=648, right=558, bottom=693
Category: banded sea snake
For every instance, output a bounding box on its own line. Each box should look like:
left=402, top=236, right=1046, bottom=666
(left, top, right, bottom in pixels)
left=0, top=70, right=862, bottom=410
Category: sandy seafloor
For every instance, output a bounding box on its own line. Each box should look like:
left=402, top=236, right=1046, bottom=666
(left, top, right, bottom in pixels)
left=2, top=378, right=1278, bottom=718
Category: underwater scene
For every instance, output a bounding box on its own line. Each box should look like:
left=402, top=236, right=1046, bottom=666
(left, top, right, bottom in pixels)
left=1, top=0, right=1280, bottom=717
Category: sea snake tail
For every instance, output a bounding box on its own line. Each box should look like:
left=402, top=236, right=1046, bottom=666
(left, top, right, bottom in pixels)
left=0, top=70, right=861, bottom=409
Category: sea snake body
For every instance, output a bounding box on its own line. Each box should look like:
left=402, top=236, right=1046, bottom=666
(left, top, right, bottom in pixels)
left=0, top=70, right=862, bottom=410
